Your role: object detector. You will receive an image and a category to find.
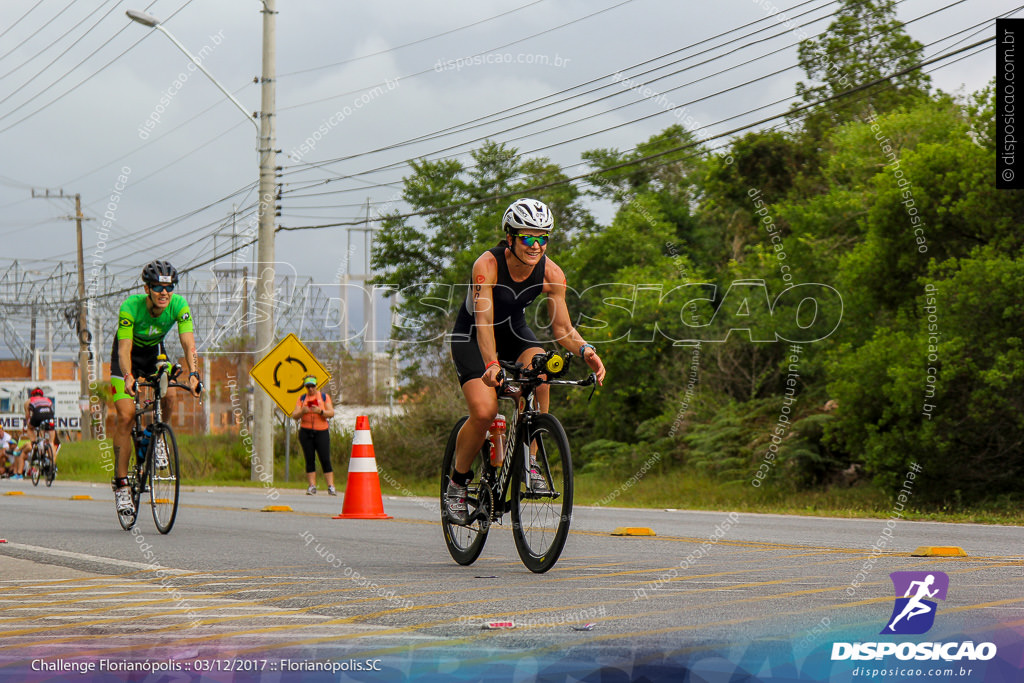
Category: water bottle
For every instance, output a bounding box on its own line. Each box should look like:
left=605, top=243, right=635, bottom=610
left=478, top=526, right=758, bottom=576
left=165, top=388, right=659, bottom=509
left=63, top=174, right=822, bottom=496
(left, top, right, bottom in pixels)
left=488, top=414, right=506, bottom=467
left=137, top=426, right=152, bottom=462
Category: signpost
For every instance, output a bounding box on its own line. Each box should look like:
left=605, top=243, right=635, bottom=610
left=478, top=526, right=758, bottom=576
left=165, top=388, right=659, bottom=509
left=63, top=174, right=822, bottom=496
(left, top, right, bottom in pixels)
left=249, top=334, right=331, bottom=483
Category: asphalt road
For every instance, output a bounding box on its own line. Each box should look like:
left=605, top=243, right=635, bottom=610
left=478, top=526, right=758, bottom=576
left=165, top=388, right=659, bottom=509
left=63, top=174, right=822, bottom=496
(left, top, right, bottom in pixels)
left=1, top=477, right=1021, bottom=681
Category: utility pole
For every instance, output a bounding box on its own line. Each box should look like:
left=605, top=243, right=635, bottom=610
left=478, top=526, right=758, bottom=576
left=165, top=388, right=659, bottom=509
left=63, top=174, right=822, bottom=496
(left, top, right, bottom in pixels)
left=75, top=193, right=90, bottom=439
left=31, top=188, right=92, bottom=439
left=364, top=198, right=376, bottom=404
left=252, top=0, right=278, bottom=482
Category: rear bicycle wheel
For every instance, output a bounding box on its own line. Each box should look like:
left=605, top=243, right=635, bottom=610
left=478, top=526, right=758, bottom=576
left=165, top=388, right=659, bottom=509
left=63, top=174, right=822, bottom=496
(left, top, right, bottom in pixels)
left=441, top=416, right=491, bottom=566
left=30, top=448, right=40, bottom=486
left=149, top=424, right=180, bottom=534
left=44, top=443, right=55, bottom=486
left=511, top=413, right=574, bottom=573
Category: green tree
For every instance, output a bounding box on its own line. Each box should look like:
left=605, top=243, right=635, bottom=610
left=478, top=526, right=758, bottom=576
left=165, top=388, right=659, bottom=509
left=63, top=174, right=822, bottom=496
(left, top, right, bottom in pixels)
left=370, top=142, right=586, bottom=377
left=795, top=0, right=930, bottom=135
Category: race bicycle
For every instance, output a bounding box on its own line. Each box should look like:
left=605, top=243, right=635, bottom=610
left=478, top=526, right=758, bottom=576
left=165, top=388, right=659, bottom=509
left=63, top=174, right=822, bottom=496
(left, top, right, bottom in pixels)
left=27, top=420, right=56, bottom=488
left=441, top=351, right=596, bottom=573
left=118, top=355, right=201, bottom=534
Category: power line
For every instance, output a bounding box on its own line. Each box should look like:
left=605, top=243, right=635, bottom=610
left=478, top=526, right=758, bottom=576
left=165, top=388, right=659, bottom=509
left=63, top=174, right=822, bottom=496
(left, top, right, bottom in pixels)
left=277, top=0, right=639, bottom=114
left=0, top=0, right=47, bottom=42
left=0, top=0, right=77, bottom=63
left=5, top=33, right=996, bottom=310
left=0, top=0, right=190, bottom=135
left=281, top=0, right=840, bottom=179
left=59, top=80, right=255, bottom=188
left=275, top=35, right=997, bottom=233
left=276, top=1, right=956, bottom=202
left=278, top=0, right=546, bottom=78
left=0, top=0, right=118, bottom=86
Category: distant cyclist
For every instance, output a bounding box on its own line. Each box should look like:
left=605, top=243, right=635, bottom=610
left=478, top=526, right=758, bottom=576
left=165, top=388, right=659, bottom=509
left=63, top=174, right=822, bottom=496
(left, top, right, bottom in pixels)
left=445, top=198, right=606, bottom=524
left=23, top=387, right=56, bottom=470
left=110, top=260, right=202, bottom=516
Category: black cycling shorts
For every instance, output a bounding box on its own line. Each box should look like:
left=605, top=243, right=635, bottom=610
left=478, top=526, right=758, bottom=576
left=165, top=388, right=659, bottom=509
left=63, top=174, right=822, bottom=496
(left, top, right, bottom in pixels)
left=450, top=323, right=542, bottom=386
left=110, top=337, right=166, bottom=379
left=28, top=412, right=54, bottom=429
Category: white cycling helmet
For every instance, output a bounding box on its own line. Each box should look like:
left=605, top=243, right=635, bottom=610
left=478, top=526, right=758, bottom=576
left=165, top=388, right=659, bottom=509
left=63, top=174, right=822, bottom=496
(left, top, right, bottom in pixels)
left=502, top=198, right=553, bottom=234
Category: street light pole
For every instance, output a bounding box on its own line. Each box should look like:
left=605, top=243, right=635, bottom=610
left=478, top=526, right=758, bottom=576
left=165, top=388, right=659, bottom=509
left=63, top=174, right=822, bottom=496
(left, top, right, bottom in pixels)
left=127, top=5, right=278, bottom=482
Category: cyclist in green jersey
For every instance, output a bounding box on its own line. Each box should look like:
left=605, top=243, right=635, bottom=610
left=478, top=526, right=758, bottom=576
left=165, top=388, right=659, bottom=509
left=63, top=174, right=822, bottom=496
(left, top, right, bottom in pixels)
left=110, top=260, right=202, bottom=516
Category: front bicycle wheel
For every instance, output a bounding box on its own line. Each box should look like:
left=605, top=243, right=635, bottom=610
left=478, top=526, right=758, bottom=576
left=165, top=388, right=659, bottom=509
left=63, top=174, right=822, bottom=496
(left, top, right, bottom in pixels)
left=441, top=416, right=491, bottom=566
left=149, top=424, right=180, bottom=534
left=44, top=443, right=55, bottom=486
left=511, top=413, right=573, bottom=573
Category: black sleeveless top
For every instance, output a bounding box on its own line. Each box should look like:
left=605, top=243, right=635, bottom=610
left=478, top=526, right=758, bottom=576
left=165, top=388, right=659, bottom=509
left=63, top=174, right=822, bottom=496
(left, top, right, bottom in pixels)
left=452, top=245, right=547, bottom=337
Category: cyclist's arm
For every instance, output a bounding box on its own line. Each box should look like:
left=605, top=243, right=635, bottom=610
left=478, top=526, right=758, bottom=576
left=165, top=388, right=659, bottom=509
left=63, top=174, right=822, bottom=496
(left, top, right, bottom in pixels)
left=472, top=253, right=500, bottom=386
left=543, top=259, right=605, bottom=384
left=172, top=297, right=202, bottom=395
left=22, top=400, right=30, bottom=424
left=178, top=331, right=203, bottom=397
left=117, top=337, right=134, bottom=381
left=179, top=331, right=198, bottom=375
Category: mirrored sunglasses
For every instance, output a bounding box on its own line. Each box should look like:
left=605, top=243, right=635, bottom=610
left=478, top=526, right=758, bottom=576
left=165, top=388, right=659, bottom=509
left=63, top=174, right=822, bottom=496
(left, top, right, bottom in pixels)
left=515, top=234, right=549, bottom=247
left=149, top=284, right=174, bottom=293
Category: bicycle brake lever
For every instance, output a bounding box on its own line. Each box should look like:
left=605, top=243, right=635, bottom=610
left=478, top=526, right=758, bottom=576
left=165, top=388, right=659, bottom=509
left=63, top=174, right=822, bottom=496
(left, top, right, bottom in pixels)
left=587, top=374, right=597, bottom=402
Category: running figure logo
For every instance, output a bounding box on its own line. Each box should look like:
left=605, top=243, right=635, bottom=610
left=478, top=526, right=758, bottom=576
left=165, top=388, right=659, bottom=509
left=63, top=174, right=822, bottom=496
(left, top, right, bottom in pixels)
left=881, top=571, right=949, bottom=635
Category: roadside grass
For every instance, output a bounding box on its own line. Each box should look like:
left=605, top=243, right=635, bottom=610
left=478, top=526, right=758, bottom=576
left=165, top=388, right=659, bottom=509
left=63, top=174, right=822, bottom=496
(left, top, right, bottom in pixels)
left=54, top=439, right=1024, bottom=524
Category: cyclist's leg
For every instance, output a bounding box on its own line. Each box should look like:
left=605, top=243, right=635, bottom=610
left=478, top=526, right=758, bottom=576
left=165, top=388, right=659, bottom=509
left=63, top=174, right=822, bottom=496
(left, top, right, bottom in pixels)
left=454, top=379, right=497, bottom=477
left=110, top=340, right=158, bottom=481
left=450, top=335, right=497, bottom=479
left=111, top=394, right=135, bottom=480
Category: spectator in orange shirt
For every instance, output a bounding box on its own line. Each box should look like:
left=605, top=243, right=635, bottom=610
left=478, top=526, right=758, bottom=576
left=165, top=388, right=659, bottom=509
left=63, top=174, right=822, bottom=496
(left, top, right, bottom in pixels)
left=291, top=375, right=336, bottom=495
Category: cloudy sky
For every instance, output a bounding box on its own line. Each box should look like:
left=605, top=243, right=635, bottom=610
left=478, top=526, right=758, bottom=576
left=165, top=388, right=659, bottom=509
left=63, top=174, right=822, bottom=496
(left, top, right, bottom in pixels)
left=0, top=0, right=1004, bottom=355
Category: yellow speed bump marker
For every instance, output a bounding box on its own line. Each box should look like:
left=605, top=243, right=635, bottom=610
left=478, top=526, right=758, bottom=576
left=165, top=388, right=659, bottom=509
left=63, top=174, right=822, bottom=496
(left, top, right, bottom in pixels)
left=70, top=495, right=93, bottom=500
left=911, top=546, right=967, bottom=557
left=262, top=505, right=293, bottom=512
left=5, top=491, right=25, bottom=496
left=611, top=527, right=655, bottom=536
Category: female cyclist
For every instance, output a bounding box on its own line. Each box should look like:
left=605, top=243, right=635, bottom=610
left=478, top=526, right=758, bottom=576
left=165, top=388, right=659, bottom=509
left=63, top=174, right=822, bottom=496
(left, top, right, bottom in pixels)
left=445, top=198, right=606, bottom=524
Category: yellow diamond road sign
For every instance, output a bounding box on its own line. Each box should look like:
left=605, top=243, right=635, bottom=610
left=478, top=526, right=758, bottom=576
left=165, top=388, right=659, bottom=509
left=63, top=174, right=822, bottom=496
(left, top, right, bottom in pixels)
left=250, top=333, right=331, bottom=414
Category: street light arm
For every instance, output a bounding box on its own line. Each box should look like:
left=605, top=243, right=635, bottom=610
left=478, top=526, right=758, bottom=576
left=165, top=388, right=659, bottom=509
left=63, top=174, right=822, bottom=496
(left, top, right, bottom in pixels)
left=149, top=23, right=259, bottom=133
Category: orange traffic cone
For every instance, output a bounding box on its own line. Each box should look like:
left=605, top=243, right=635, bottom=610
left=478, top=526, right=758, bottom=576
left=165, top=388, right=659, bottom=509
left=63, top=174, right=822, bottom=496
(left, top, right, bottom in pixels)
left=333, top=415, right=392, bottom=520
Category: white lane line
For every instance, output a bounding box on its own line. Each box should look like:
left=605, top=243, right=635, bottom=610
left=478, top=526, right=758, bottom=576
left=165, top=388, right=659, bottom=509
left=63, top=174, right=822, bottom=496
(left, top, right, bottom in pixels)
left=1, top=542, right=190, bottom=575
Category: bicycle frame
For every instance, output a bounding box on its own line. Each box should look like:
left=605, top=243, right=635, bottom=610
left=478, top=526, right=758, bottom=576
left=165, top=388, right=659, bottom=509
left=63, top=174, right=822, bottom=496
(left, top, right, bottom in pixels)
left=484, top=389, right=536, bottom=519
left=132, top=361, right=194, bottom=437
left=119, top=358, right=199, bottom=534
left=482, top=355, right=595, bottom=519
